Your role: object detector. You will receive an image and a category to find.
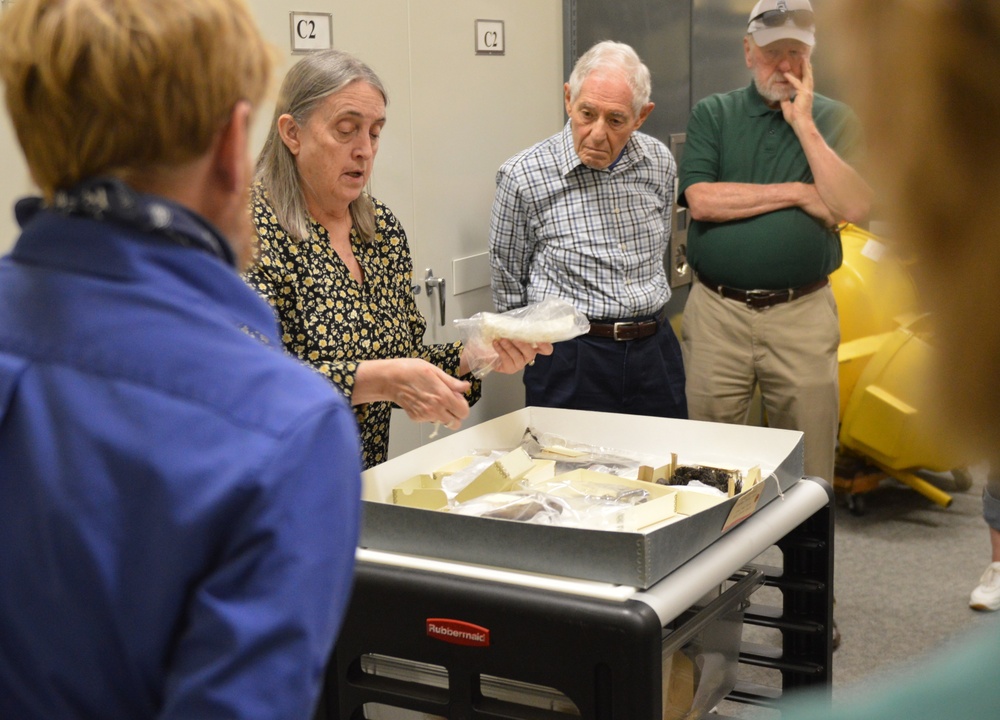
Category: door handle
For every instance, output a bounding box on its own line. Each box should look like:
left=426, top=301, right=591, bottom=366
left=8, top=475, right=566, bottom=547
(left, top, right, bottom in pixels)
left=424, top=268, right=446, bottom=326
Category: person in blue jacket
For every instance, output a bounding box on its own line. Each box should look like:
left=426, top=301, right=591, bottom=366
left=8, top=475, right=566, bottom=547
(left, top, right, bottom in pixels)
left=0, top=1, right=362, bottom=718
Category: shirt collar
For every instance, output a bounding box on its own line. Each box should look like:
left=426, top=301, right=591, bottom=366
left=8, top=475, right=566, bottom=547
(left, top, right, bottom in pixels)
left=15, top=177, right=236, bottom=267
left=11, top=205, right=281, bottom=346
left=744, top=81, right=781, bottom=117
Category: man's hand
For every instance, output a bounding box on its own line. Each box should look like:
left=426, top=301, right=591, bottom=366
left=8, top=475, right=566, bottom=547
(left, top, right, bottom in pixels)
left=780, top=56, right=874, bottom=226
left=781, top=57, right=816, bottom=132
left=491, top=338, right=554, bottom=374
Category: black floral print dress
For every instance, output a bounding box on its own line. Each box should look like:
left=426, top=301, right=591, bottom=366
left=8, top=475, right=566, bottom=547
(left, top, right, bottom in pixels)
left=244, top=184, right=480, bottom=468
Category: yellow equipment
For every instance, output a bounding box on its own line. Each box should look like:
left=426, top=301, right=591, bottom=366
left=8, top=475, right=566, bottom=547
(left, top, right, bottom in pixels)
left=832, top=224, right=919, bottom=419
left=831, top=224, right=973, bottom=510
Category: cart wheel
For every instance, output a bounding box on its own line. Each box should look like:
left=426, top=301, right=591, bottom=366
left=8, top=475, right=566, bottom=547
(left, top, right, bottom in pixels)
left=952, top=467, right=975, bottom=492
left=846, top=493, right=866, bottom=516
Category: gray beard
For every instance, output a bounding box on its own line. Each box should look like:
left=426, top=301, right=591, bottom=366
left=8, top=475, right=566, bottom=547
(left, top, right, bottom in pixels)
left=754, top=75, right=792, bottom=106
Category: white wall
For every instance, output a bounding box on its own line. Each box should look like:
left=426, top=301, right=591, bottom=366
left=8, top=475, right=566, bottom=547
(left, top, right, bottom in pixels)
left=0, top=93, right=31, bottom=249
left=0, top=1, right=565, bottom=458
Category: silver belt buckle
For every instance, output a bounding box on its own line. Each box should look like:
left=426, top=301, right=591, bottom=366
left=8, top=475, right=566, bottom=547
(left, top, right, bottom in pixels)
left=744, top=290, right=771, bottom=308
left=613, top=321, right=635, bottom=341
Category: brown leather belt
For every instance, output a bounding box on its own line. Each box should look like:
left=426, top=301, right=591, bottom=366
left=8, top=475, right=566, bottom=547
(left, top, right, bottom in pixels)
left=587, top=308, right=665, bottom=341
left=696, top=272, right=829, bottom=310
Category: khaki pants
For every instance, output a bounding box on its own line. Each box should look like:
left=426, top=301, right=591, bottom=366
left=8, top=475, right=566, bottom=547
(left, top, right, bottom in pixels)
left=681, top=282, right=841, bottom=483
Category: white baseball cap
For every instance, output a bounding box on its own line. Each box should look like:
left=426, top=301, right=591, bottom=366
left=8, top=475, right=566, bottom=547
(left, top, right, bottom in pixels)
left=747, top=0, right=815, bottom=48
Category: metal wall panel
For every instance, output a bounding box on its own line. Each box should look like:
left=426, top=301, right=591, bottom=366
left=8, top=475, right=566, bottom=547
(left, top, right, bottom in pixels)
left=565, top=0, right=845, bottom=144
left=563, top=0, right=691, bottom=142
left=691, top=0, right=748, bottom=106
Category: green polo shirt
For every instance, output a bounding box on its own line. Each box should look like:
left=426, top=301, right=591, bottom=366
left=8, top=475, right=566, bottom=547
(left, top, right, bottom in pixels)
left=678, top=82, right=865, bottom=290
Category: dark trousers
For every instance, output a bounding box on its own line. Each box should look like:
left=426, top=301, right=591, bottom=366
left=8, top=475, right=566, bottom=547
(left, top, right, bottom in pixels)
left=523, top=324, right=687, bottom=419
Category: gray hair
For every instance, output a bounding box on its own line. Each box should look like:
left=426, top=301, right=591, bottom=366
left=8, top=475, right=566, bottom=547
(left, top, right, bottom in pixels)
left=567, top=41, right=651, bottom=117
left=255, top=49, right=388, bottom=242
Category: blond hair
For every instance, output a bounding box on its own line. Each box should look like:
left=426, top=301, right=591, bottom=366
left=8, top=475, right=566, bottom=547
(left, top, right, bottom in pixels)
left=834, top=1, right=1000, bottom=460
left=0, top=0, right=273, bottom=200
left=255, top=49, right=388, bottom=243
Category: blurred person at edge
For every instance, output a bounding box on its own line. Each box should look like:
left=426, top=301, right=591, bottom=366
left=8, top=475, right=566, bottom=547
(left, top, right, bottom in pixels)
left=779, top=2, right=1000, bottom=719
left=244, top=49, right=551, bottom=469
left=0, top=1, right=362, bottom=718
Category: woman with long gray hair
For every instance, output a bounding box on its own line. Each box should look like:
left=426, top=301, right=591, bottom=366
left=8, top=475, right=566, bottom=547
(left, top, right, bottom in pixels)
left=244, top=49, right=549, bottom=468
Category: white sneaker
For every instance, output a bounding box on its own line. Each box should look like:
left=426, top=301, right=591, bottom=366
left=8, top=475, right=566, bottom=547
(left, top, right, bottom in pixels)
left=970, top=562, right=1000, bottom=611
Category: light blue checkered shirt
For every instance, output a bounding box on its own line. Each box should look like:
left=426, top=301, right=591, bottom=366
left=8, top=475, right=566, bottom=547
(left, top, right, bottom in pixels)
left=489, top=121, right=675, bottom=320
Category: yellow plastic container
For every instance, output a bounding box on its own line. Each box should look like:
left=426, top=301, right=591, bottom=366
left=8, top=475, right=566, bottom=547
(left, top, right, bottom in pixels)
left=831, top=225, right=973, bottom=507
left=838, top=314, right=961, bottom=471
left=830, top=224, right=921, bottom=418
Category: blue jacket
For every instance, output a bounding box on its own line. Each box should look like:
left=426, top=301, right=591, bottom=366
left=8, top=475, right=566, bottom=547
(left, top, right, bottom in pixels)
left=0, top=203, right=362, bottom=719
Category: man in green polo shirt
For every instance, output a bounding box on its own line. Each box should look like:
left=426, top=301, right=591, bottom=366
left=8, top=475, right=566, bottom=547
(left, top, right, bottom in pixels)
left=678, top=0, right=872, bottom=493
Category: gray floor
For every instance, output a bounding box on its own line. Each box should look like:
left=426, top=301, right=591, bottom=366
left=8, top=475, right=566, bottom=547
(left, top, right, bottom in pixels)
left=829, top=464, right=1000, bottom=693
left=714, top=465, right=1000, bottom=719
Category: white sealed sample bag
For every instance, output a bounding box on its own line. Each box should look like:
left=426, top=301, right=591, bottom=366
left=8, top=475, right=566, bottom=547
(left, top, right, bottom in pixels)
left=454, top=297, right=590, bottom=378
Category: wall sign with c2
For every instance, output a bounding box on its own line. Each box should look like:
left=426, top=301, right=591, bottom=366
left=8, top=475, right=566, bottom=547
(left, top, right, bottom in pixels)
left=475, top=19, right=505, bottom=56
left=290, top=12, right=333, bottom=54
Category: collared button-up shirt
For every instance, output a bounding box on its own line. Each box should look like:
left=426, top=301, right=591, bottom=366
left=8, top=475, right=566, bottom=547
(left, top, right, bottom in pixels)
left=489, top=121, right=676, bottom=320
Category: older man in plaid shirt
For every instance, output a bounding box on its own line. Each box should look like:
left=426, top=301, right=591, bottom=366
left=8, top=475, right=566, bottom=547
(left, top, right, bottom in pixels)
left=489, top=40, right=687, bottom=419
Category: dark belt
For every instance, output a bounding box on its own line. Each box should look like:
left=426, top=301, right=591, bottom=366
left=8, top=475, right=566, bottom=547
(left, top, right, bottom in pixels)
left=696, top=272, right=829, bottom=310
left=587, top=307, right=666, bottom=341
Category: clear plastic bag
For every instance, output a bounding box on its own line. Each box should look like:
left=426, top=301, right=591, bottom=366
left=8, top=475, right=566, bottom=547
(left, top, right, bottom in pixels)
left=450, top=491, right=573, bottom=524
left=454, top=298, right=590, bottom=378
left=518, top=427, right=662, bottom=477
left=525, top=477, right=652, bottom=528
left=450, top=477, right=652, bottom=529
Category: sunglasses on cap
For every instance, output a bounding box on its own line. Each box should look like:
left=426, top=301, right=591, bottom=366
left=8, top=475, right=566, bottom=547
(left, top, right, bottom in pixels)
left=749, top=8, right=815, bottom=29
